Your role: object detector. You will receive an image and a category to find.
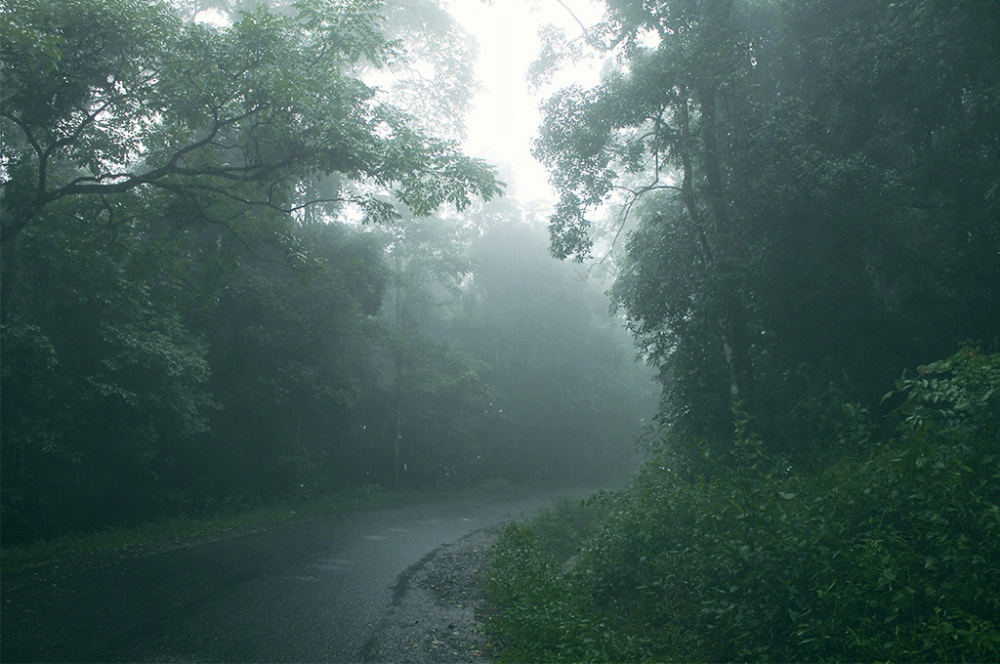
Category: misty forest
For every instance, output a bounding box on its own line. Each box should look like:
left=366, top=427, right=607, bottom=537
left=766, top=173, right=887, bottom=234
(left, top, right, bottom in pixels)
left=2, top=0, right=999, bottom=661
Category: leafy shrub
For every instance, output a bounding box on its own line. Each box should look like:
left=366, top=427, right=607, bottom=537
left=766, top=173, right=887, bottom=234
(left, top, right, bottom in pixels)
left=484, top=496, right=623, bottom=663
left=890, top=346, right=1000, bottom=437
left=486, top=350, right=1000, bottom=662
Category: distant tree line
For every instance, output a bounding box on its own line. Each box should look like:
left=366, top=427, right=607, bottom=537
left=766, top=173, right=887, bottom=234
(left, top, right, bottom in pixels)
left=0, top=0, right=655, bottom=543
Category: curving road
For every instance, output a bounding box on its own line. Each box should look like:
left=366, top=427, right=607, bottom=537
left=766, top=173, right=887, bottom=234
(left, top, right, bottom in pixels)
left=1, top=490, right=583, bottom=663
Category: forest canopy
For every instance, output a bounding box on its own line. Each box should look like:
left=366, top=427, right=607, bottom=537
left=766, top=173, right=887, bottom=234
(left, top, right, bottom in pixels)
left=4, top=0, right=1000, bottom=659
left=0, top=0, right=656, bottom=543
left=0, top=0, right=502, bottom=244
left=482, top=1, right=1000, bottom=661
left=535, top=0, right=1000, bottom=465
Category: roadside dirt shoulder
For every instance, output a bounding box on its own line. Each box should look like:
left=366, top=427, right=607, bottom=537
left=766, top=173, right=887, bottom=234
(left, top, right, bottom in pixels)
left=359, top=525, right=502, bottom=663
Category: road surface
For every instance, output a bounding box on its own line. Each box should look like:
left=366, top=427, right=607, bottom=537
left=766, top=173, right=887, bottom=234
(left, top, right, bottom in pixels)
left=1, top=490, right=583, bottom=663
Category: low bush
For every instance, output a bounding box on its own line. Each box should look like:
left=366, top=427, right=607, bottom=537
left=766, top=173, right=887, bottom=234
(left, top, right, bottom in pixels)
left=485, top=349, right=1000, bottom=662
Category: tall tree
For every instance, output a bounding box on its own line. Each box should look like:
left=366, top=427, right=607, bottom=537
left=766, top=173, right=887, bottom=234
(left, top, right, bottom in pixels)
left=379, top=213, right=484, bottom=486
left=536, top=0, right=1000, bottom=461
left=202, top=221, right=390, bottom=500
left=535, top=0, right=762, bottom=438
left=0, top=0, right=501, bottom=245
left=0, top=200, right=214, bottom=537
left=0, top=0, right=501, bottom=539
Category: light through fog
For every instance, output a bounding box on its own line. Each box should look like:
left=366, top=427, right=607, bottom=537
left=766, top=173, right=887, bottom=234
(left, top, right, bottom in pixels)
left=195, top=1, right=605, bottom=209
left=445, top=0, right=603, bottom=207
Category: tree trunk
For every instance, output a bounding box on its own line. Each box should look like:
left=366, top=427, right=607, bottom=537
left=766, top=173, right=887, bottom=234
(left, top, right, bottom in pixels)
left=394, top=348, right=402, bottom=488
left=676, top=85, right=756, bottom=405
left=393, top=255, right=405, bottom=488
left=698, top=85, right=755, bottom=404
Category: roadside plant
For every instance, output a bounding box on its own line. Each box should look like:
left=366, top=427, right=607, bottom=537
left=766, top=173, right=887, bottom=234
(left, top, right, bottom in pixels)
left=486, top=351, right=1000, bottom=662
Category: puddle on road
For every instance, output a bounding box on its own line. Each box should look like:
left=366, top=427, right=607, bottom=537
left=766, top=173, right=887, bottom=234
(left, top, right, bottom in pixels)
left=307, top=558, right=352, bottom=572
left=278, top=575, right=321, bottom=583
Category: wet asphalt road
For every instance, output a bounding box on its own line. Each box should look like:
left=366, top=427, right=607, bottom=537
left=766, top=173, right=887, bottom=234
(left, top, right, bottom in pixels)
left=1, top=490, right=581, bottom=663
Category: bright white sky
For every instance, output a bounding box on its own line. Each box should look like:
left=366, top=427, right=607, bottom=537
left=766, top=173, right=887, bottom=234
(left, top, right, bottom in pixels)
left=444, top=0, right=603, bottom=208
left=196, top=1, right=605, bottom=210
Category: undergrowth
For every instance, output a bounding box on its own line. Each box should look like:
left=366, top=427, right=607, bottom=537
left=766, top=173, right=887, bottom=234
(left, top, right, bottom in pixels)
left=484, top=348, right=1000, bottom=662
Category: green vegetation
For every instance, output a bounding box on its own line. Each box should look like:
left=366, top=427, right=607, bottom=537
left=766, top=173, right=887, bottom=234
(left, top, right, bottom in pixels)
left=536, top=0, right=1000, bottom=465
left=485, top=349, right=1000, bottom=662
left=4, top=0, right=999, bottom=658
left=1, top=0, right=656, bottom=546
left=485, top=0, right=1000, bottom=657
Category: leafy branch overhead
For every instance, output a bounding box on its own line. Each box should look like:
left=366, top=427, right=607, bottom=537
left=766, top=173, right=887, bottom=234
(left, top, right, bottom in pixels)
left=0, top=0, right=502, bottom=242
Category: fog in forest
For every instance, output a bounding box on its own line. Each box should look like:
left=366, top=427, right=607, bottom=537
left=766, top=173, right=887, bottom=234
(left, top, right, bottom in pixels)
left=2, top=0, right=999, bottom=660
left=1, top=0, right=659, bottom=544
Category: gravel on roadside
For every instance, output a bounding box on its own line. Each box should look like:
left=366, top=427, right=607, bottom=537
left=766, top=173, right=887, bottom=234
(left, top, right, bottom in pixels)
left=359, top=525, right=503, bottom=663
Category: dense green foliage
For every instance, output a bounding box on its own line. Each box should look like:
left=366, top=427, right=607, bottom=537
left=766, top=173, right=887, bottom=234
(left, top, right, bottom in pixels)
left=536, top=0, right=1000, bottom=461
left=486, top=2, right=1000, bottom=659
left=486, top=349, right=1000, bottom=662
left=6, top=2, right=998, bottom=658
left=0, top=0, right=655, bottom=544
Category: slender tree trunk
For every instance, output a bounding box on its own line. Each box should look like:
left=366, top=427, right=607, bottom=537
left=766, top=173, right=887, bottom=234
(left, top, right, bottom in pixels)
left=698, top=86, right=755, bottom=404
left=393, top=254, right=406, bottom=488
left=678, top=94, right=715, bottom=264
left=700, top=86, right=756, bottom=404
left=677, top=86, right=756, bottom=404
left=394, top=349, right=402, bottom=487
left=720, top=293, right=754, bottom=401
left=698, top=87, right=730, bottom=236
